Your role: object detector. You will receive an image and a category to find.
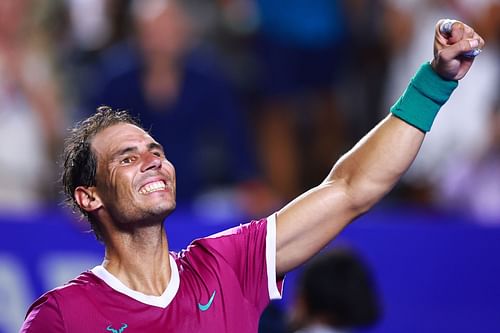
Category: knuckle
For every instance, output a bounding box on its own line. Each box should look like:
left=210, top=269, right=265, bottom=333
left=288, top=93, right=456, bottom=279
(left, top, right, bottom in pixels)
left=453, top=21, right=464, bottom=31
left=464, top=26, right=475, bottom=37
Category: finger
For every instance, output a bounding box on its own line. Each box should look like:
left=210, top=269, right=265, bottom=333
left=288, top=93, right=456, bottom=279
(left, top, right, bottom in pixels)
left=448, top=22, right=466, bottom=44
left=439, top=38, right=481, bottom=60
left=438, top=19, right=469, bottom=45
left=463, top=32, right=485, bottom=58
left=473, top=32, right=486, bottom=50
left=463, top=24, right=475, bottom=39
left=438, top=19, right=456, bottom=37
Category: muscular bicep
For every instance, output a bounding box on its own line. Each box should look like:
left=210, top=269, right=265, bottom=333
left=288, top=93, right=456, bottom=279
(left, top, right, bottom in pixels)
left=275, top=115, right=425, bottom=276
left=275, top=180, right=361, bottom=275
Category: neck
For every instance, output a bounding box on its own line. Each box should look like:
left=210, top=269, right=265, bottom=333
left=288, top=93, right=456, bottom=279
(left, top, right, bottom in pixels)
left=102, top=224, right=171, bottom=296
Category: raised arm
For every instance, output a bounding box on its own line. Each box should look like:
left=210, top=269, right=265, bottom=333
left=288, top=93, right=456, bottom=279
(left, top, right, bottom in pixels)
left=275, top=19, right=485, bottom=275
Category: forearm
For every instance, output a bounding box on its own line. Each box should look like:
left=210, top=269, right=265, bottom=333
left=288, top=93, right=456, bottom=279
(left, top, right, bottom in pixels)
left=276, top=65, right=449, bottom=274
left=327, top=62, right=460, bottom=211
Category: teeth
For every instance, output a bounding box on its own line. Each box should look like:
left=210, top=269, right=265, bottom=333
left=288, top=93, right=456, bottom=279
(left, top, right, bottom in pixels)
left=139, top=181, right=166, bottom=194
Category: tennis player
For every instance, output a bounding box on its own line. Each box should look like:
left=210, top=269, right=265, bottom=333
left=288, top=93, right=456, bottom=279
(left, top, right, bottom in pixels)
left=20, top=19, right=484, bottom=332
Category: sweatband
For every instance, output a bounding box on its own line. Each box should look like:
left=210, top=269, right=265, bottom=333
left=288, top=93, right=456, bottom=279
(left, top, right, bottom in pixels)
left=390, top=62, right=458, bottom=132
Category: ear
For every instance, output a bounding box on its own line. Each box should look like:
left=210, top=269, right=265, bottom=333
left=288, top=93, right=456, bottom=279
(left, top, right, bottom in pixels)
left=74, top=186, right=103, bottom=213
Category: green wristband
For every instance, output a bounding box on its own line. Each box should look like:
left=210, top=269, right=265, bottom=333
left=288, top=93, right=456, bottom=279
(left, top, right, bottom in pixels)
left=390, top=62, right=458, bottom=132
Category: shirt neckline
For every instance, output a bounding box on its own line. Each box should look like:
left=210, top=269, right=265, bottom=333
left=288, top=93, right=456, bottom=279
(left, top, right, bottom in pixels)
left=91, top=254, right=180, bottom=308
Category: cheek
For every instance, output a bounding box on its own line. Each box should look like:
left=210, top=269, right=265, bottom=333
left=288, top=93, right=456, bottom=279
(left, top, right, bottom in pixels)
left=118, top=171, right=136, bottom=194
left=107, top=168, right=134, bottom=201
left=94, top=167, right=111, bottom=198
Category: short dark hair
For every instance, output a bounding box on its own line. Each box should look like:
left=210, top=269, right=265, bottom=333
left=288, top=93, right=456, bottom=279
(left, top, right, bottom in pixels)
left=62, top=106, right=141, bottom=240
left=299, top=248, right=381, bottom=328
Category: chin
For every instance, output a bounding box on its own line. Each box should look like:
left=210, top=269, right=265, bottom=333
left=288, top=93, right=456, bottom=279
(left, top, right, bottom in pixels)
left=150, top=201, right=176, bottom=219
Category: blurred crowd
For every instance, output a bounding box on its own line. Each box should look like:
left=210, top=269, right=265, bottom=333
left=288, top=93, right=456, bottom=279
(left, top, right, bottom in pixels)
left=0, top=0, right=499, bottom=223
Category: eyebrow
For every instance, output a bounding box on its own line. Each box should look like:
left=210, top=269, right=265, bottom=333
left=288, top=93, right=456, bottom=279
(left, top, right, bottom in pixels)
left=148, top=142, right=164, bottom=152
left=111, top=142, right=165, bottom=160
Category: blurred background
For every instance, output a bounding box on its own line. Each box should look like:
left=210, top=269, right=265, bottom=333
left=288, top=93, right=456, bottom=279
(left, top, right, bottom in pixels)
left=1, top=0, right=499, bottom=332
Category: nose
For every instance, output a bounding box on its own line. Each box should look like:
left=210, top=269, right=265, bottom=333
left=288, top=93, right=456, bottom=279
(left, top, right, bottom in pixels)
left=141, top=151, right=162, bottom=172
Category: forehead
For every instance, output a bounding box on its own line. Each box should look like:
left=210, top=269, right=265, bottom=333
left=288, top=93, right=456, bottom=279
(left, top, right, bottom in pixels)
left=91, top=123, right=157, bottom=157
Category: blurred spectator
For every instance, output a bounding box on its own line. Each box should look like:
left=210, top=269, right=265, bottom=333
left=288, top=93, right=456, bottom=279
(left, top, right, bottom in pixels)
left=289, top=247, right=381, bottom=333
left=339, top=0, right=390, bottom=141
left=250, top=0, right=351, bottom=201
left=382, top=0, right=500, bottom=205
left=214, top=0, right=391, bottom=203
left=437, top=99, right=500, bottom=225
left=0, top=0, right=65, bottom=212
left=89, top=0, right=276, bottom=216
left=62, top=0, right=132, bottom=116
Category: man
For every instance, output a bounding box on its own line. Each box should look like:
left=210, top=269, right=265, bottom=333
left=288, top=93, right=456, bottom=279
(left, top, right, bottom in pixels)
left=20, top=19, right=484, bottom=332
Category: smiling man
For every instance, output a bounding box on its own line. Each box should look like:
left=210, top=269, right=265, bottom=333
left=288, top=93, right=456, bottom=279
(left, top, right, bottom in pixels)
left=20, top=19, right=484, bottom=333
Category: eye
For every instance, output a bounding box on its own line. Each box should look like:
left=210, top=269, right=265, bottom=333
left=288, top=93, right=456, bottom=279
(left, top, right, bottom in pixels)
left=151, top=149, right=165, bottom=159
left=120, top=156, right=136, bottom=164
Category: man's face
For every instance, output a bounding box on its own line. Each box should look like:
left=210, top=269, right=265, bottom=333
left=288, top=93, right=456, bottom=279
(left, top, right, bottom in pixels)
left=91, top=123, right=176, bottom=225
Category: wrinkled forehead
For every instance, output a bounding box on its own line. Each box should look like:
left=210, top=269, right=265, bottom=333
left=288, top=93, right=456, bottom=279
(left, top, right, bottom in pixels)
left=91, top=123, right=157, bottom=159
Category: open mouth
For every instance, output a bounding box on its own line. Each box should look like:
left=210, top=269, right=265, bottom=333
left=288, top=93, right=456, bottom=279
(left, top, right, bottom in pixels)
left=138, top=180, right=167, bottom=194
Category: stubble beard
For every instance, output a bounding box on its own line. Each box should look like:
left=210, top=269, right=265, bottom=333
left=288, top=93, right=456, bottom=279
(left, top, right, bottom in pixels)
left=107, top=195, right=176, bottom=233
